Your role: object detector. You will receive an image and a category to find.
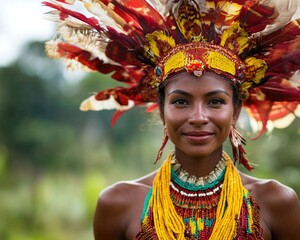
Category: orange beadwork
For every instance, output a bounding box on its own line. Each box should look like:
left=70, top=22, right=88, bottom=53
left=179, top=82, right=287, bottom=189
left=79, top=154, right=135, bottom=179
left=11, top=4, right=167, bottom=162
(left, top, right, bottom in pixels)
left=185, top=60, right=205, bottom=76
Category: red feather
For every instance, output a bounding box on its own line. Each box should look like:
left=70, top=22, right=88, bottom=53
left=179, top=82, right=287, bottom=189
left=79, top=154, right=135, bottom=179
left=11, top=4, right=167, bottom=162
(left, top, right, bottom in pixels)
left=42, top=1, right=102, bottom=31
left=112, top=0, right=169, bottom=32
left=244, top=99, right=273, bottom=139
left=257, top=81, right=300, bottom=102
left=244, top=98, right=300, bottom=139
left=261, top=19, right=300, bottom=46
left=240, top=0, right=276, bottom=33
left=111, top=110, right=125, bottom=127
left=55, top=42, right=138, bottom=83
left=264, top=47, right=300, bottom=76
left=146, top=103, right=158, bottom=112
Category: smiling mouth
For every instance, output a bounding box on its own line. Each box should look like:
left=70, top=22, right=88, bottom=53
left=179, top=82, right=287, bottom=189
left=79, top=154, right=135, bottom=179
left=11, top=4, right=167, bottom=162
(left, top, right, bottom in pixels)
left=183, top=131, right=214, bottom=143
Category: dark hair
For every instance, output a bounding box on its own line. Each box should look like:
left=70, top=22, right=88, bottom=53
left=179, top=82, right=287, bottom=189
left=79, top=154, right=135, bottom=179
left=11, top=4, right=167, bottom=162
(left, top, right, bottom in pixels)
left=157, top=73, right=242, bottom=121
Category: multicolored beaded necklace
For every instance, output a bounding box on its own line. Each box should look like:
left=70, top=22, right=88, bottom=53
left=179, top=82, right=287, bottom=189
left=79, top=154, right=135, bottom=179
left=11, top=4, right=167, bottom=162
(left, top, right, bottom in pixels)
left=170, top=154, right=226, bottom=211
left=135, top=152, right=263, bottom=240
left=170, top=154, right=226, bottom=239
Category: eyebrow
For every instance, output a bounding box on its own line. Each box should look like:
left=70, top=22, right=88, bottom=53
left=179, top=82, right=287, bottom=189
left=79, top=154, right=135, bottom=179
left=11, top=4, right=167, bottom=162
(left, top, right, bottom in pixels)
left=168, top=89, right=230, bottom=97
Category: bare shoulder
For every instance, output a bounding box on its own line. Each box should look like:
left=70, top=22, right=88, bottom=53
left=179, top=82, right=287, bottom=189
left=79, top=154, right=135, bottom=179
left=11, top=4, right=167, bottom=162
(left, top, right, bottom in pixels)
left=94, top=171, right=157, bottom=240
left=240, top=172, right=300, bottom=240
left=241, top=173, right=297, bottom=203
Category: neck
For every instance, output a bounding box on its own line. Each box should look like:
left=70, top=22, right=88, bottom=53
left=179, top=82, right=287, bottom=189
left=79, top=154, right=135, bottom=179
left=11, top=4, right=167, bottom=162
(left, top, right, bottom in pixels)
left=174, top=147, right=223, bottom=178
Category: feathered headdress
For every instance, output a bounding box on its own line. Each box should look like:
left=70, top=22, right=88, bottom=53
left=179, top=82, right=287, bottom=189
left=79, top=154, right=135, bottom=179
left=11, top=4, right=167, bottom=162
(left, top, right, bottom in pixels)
left=43, top=0, right=300, bottom=169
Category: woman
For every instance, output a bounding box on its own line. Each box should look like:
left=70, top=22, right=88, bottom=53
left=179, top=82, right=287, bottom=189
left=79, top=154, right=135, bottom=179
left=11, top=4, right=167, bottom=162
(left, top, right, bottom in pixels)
left=93, top=71, right=300, bottom=239
left=42, top=0, right=300, bottom=239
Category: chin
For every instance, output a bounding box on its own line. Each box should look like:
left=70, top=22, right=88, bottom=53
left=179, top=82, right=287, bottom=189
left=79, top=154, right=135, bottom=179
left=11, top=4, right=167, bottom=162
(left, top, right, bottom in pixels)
left=175, top=145, right=223, bottom=159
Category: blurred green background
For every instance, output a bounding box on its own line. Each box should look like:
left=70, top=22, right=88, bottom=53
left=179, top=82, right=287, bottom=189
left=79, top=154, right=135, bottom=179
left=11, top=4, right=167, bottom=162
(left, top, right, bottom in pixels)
left=0, top=39, right=299, bottom=240
left=1, top=2, right=300, bottom=240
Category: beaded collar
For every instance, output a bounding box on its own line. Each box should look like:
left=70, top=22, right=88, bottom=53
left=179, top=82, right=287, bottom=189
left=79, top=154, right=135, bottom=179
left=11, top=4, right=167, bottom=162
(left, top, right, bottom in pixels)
left=170, top=154, right=226, bottom=210
left=171, top=153, right=227, bottom=186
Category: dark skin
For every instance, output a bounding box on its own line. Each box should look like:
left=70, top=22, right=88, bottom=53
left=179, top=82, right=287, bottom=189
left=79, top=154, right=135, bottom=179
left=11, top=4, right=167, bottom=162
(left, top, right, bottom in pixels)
left=94, top=172, right=300, bottom=240
left=94, top=72, right=300, bottom=240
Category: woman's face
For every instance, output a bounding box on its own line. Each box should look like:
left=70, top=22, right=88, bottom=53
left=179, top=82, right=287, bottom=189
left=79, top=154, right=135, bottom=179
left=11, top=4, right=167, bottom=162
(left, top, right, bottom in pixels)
left=163, top=71, right=238, bottom=159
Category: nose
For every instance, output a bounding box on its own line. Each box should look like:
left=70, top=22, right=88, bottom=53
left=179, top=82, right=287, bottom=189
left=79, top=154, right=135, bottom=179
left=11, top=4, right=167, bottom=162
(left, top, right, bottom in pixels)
left=188, top=103, right=209, bottom=125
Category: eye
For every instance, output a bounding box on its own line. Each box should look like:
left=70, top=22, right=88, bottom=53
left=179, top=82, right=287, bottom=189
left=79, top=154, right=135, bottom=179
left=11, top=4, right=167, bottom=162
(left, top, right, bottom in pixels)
left=208, top=98, right=225, bottom=107
left=171, top=98, right=189, bottom=106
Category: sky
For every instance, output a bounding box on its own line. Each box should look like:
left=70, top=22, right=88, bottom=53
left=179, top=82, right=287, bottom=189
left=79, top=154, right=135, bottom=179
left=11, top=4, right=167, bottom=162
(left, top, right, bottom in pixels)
left=0, top=0, right=300, bottom=66
left=0, top=0, right=55, bottom=66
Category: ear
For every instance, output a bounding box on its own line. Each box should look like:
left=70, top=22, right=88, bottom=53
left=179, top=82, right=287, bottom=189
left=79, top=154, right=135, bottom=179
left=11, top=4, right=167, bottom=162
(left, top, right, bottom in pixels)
left=158, top=103, right=165, bottom=124
left=233, top=103, right=242, bottom=124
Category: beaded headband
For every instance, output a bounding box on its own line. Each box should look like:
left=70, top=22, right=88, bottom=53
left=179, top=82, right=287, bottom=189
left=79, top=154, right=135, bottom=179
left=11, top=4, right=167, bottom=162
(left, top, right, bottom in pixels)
left=43, top=0, right=300, bottom=168
left=154, top=42, right=246, bottom=85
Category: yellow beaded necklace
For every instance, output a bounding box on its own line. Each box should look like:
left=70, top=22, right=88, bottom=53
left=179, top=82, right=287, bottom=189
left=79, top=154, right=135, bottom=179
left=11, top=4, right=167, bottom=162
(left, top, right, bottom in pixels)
left=148, top=152, right=253, bottom=240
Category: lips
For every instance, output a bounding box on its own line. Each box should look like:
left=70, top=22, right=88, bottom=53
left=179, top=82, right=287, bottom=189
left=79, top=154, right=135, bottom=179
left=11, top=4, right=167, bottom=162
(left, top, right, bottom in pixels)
left=182, top=131, right=214, bottom=143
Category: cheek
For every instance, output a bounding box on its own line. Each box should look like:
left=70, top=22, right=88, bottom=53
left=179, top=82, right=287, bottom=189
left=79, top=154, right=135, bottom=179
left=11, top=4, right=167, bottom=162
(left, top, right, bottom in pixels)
left=164, top=108, right=185, bottom=132
left=215, top=109, right=235, bottom=131
left=165, top=118, right=182, bottom=146
left=219, top=110, right=234, bottom=122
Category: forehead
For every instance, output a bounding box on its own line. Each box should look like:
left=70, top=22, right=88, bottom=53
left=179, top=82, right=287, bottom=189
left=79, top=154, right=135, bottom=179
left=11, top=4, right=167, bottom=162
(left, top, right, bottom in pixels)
left=164, top=71, right=233, bottom=94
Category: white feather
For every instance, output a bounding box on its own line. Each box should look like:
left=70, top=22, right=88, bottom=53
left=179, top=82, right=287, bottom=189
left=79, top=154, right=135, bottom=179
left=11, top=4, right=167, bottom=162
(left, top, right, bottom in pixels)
left=57, top=25, right=121, bottom=65
left=272, top=112, right=296, bottom=128
left=80, top=95, right=135, bottom=111
left=289, top=70, right=300, bottom=88
left=80, top=0, right=125, bottom=33
left=148, top=0, right=168, bottom=17
left=260, top=0, right=299, bottom=36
